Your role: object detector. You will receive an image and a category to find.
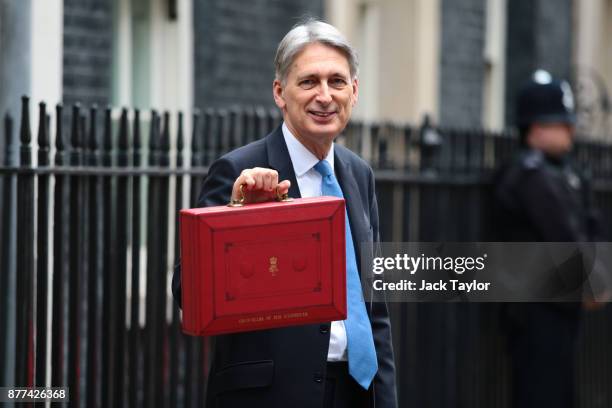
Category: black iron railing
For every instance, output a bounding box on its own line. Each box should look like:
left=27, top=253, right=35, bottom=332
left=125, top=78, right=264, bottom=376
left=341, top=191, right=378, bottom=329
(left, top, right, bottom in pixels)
left=1, top=96, right=612, bottom=407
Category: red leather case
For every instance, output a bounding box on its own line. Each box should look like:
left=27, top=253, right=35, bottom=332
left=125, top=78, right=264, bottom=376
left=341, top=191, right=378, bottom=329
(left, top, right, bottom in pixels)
left=179, top=196, right=347, bottom=336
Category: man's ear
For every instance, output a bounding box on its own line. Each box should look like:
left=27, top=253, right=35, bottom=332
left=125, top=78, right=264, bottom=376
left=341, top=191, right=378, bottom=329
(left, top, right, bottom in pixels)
left=273, top=79, right=286, bottom=109
left=351, top=77, right=359, bottom=106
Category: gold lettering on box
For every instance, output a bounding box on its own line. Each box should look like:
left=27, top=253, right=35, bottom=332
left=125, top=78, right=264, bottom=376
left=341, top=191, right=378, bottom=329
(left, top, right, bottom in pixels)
left=238, top=316, right=267, bottom=324
left=237, top=312, right=310, bottom=325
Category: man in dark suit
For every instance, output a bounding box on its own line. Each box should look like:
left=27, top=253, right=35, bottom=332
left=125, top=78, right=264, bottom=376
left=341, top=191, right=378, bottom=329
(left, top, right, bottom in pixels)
left=173, top=20, right=397, bottom=408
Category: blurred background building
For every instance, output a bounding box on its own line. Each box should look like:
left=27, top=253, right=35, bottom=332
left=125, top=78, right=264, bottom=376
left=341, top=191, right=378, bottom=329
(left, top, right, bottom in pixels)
left=1, top=0, right=611, bottom=146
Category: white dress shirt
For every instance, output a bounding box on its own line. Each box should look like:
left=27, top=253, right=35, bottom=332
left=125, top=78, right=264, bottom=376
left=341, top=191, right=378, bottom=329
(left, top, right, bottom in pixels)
left=282, top=123, right=348, bottom=362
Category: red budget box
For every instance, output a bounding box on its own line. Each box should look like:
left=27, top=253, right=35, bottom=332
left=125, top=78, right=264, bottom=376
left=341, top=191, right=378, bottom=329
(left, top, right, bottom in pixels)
left=179, top=196, right=347, bottom=336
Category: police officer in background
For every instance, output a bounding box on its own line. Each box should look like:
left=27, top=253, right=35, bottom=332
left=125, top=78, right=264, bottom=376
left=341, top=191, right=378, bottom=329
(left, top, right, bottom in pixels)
left=494, top=70, right=604, bottom=408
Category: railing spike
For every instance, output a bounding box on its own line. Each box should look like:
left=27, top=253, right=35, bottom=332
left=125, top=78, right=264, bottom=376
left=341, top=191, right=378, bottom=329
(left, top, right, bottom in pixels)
left=118, top=107, right=129, bottom=151
left=20, top=95, right=31, bottom=146
left=149, top=110, right=158, bottom=152
left=89, top=104, right=98, bottom=151
left=191, top=108, right=201, bottom=154
left=103, top=106, right=112, bottom=152
left=160, top=111, right=170, bottom=152
left=70, top=103, right=81, bottom=149
left=37, top=102, right=49, bottom=149
left=177, top=111, right=184, bottom=153
left=133, top=109, right=141, bottom=150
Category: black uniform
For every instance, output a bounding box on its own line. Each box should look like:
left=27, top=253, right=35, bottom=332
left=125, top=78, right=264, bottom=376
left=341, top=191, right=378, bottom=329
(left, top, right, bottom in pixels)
left=494, top=148, right=601, bottom=408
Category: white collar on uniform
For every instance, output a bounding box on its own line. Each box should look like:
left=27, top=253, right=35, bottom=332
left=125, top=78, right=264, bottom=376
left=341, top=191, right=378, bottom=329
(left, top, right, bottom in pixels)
left=282, top=122, right=335, bottom=177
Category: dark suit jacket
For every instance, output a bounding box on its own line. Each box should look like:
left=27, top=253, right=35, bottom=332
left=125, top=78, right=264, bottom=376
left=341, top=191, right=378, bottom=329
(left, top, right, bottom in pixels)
left=173, top=126, right=397, bottom=408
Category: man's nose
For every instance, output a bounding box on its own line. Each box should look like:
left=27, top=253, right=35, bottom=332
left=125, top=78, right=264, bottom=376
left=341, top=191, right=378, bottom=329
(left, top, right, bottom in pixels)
left=315, top=82, right=332, bottom=104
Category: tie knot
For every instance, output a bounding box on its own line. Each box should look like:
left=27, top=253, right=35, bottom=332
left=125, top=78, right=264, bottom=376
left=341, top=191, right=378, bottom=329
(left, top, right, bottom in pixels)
left=313, top=159, right=334, bottom=178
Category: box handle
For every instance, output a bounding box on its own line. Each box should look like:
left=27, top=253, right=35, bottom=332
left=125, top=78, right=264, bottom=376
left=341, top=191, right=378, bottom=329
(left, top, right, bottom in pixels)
left=228, top=184, right=293, bottom=207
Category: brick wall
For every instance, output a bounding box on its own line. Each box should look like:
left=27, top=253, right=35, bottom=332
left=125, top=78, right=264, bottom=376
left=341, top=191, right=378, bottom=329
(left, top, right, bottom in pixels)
left=193, top=0, right=323, bottom=109
left=63, top=0, right=113, bottom=107
left=439, top=0, right=487, bottom=128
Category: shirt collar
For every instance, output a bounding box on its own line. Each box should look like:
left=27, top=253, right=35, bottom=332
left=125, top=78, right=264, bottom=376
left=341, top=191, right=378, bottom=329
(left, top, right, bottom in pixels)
left=282, top=122, right=334, bottom=177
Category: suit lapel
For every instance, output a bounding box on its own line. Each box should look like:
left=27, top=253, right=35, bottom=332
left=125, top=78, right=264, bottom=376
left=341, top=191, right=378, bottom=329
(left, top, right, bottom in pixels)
left=335, top=148, right=369, bottom=273
left=265, top=126, right=302, bottom=199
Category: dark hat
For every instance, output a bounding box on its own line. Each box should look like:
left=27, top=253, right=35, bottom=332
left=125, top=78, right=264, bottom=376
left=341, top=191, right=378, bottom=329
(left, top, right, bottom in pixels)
left=516, top=70, right=576, bottom=127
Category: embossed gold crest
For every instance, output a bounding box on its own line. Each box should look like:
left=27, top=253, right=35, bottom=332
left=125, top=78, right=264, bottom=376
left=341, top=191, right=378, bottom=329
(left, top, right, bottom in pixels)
left=269, top=256, right=279, bottom=276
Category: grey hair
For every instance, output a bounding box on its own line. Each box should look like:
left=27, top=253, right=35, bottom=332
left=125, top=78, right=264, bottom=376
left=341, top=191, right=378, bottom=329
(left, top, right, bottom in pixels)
left=274, top=19, right=359, bottom=84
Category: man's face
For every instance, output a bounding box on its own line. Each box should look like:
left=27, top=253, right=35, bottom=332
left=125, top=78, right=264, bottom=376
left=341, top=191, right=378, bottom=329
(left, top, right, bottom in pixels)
left=273, top=42, right=358, bottom=158
left=527, top=123, right=574, bottom=157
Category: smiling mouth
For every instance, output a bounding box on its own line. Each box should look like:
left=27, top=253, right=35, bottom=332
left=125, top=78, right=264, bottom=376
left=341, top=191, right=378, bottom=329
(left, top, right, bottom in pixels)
left=309, top=110, right=336, bottom=118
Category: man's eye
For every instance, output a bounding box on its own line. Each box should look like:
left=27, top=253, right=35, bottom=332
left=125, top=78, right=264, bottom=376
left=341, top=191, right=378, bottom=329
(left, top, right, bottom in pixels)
left=330, top=78, right=347, bottom=87
left=300, top=79, right=316, bottom=88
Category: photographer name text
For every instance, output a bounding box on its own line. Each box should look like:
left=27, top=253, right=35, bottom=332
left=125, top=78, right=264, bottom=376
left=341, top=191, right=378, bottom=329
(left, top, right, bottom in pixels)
left=372, top=279, right=491, bottom=293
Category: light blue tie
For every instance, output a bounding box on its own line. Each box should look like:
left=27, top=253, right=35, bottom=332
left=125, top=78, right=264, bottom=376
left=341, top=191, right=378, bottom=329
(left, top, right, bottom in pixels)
left=313, top=159, right=378, bottom=389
